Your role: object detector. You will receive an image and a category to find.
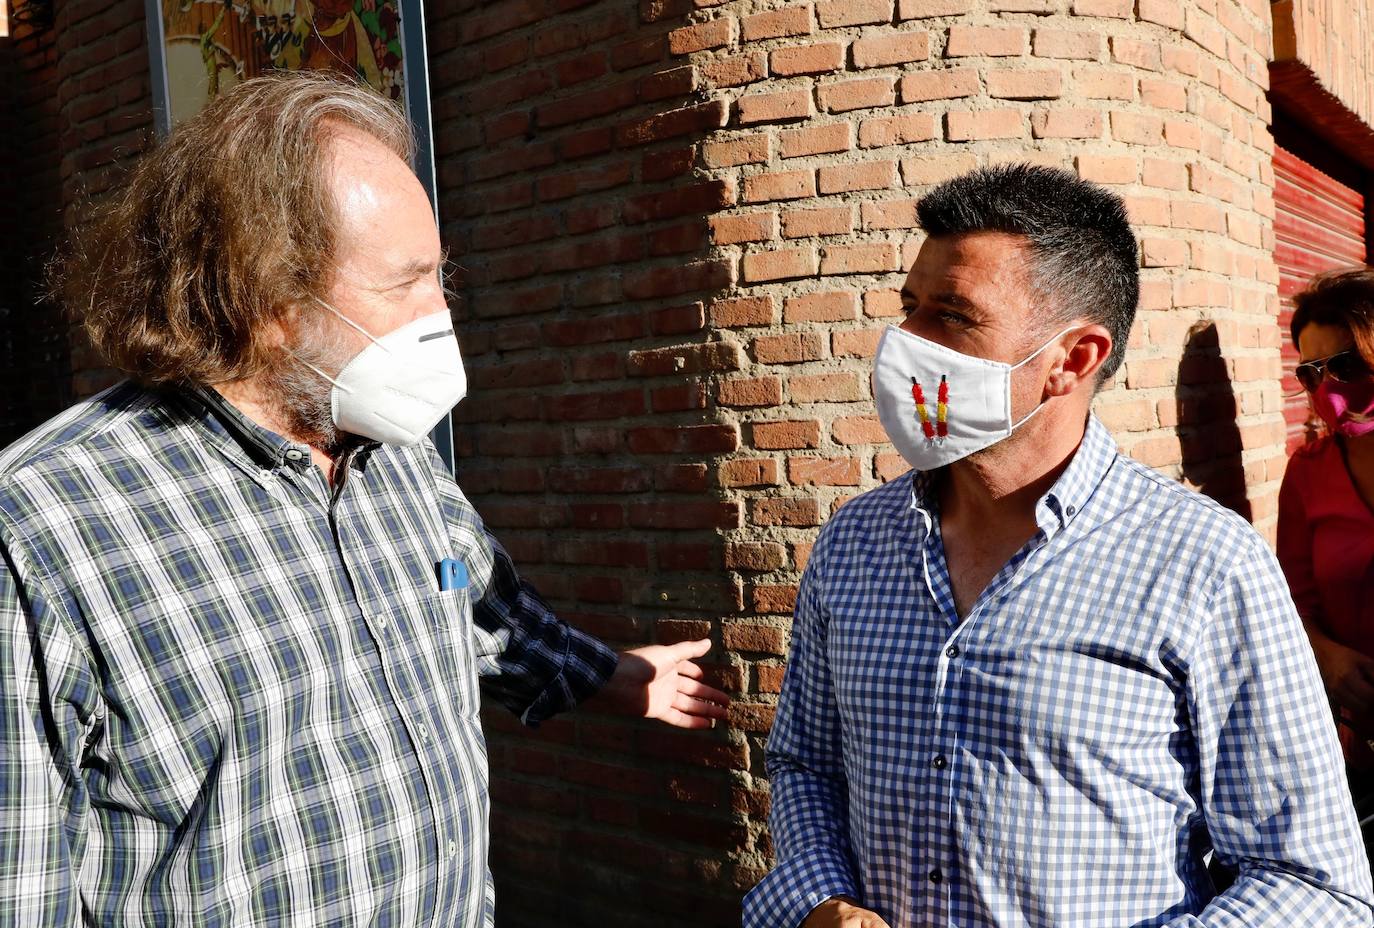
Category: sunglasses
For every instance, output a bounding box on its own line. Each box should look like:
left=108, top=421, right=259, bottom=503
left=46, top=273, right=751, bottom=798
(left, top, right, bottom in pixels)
left=1294, top=349, right=1372, bottom=393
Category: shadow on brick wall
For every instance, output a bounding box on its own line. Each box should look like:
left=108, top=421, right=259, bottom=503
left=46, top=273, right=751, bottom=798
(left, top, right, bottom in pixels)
left=1176, top=321, right=1252, bottom=522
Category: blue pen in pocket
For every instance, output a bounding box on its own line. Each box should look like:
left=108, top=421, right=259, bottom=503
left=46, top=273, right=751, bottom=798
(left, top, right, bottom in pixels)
left=437, top=558, right=468, bottom=592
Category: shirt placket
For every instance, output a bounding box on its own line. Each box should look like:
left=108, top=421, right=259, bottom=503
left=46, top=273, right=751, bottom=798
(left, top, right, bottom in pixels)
left=917, top=511, right=958, bottom=926
left=328, top=477, right=460, bottom=928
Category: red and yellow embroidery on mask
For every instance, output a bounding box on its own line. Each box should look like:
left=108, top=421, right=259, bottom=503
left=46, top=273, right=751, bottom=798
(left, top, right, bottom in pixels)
left=910, top=375, right=949, bottom=442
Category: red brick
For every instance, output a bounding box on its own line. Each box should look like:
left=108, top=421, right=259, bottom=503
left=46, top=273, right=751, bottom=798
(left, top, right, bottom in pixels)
left=1110, top=111, right=1163, bottom=145
left=752, top=585, right=799, bottom=614
left=1141, top=157, right=1188, bottom=190
left=627, top=424, right=740, bottom=455
left=945, top=25, right=1027, bottom=57
left=833, top=415, right=889, bottom=444
left=752, top=497, right=821, bottom=526
left=719, top=458, right=781, bottom=487
left=783, top=291, right=859, bottom=323
left=818, top=160, right=898, bottom=194
left=618, top=101, right=726, bottom=147
left=864, top=290, right=905, bottom=316
left=899, top=0, right=973, bottom=14
left=743, top=169, right=817, bottom=203
left=754, top=332, right=827, bottom=364
left=790, top=372, right=867, bottom=405
left=669, top=17, right=733, bottom=54
left=770, top=42, right=845, bottom=76
left=1072, top=0, right=1132, bottom=14
left=741, top=6, right=813, bottom=41
left=701, top=52, right=768, bottom=89
left=818, top=77, right=896, bottom=112
left=1032, top=28, right=1103, bottom=60
left=742, top=247, right=818, bottom=282
left=627, top=342, right=741, bottom=377
left=1076, top=154, right=1138, bottom=184
left=853, top=31, right=931, bottom=68
left=986, top=68, right=1063, bottom=99
left=753, top=419, right=823, bottom=450
left=833, top=328, right=884, bottom=357
left=900, top=68, right=980, bottom=102
left=1110, top=36, right=1161, bottom=70
left=820, top=242, right=900, bottom=274
left=711, top=211, right=778, bottom=244
left=858, top=111, right=939, bottom=148
left=556, top=51, right=610, bottom=87
left=722, top=622, right=788, bottom=654
left=701, top=135, right=771, bottom=169
left=817, top=0, right=892, bottom=27
left=788, top=456, right=862, bottom=485
left=861, top=198, right=920, bottom=230
left=779, top=122, right=853, bottom=158
left=716, top=374, right=784, bottom=410
left=725, top=542, right=787, bottom=571
left=781, top=206, right=854, bottom=238
left=1138, top=0, right=1184, bottom=28
left=739, top=88, right=814, bottom=125
left=622, top=260, right=733, bottom=300
left=710, top=295, right=777, bottom=328
left=628, top=499, right=742, bottom=528
left=623, top=179, right=735, bottom=224
left=1031, top=108, right=1102, bottom=139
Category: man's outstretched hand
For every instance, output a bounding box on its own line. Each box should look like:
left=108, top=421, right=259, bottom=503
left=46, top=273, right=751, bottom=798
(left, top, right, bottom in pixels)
left=593, top=639, right=731, bottom=729
left=803, top=898, right=891, bottom=928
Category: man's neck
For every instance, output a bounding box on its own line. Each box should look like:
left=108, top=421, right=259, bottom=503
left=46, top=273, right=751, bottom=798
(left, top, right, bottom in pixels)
left=211, top=380, right=338, bottom=479
left=937, top=401, right=1090, bottom=530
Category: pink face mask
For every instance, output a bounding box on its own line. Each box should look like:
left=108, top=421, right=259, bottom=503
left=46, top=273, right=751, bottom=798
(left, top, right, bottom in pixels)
left=1313, top=378, right=1374, bottom=438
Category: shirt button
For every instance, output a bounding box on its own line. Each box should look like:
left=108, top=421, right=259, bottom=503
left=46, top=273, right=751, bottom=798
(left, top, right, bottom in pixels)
left=447, top=839, right=458, bottom=859
left=929, top=867, right=943, bottom=884
left=417, top=723, right=430, bottom=741
left=1065, top=504, right=1077, bottom=516
left=932, top=754, right=947, bottom=769
left=285, top=449, right=304, bottom=461
left=376, top=615, right=388, bottom=631
left=945, top=644, right=960, bottom=659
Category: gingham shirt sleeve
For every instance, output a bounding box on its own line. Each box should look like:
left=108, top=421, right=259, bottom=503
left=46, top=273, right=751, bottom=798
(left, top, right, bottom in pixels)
left=744, top=542, right=859, bottom=928
left=1178, top=535, right=1374, bottom=927
left=0, top=538, right=89, bottom=928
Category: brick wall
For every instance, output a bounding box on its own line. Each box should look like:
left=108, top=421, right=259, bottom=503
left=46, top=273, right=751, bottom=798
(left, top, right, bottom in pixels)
left=0, top=0, right=1326, bottom=923
left=433, top=0, right=1285, bottom=925
left=0, top=14, right=72, bottom=442
left=1272, top=0, right=1373, bottom=129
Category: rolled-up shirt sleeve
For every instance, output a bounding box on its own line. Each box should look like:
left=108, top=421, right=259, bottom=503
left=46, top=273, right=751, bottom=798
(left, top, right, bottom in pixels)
left=744, top=539, right=859, bottom=928
left=1175, top=534, right=1374, bottom=927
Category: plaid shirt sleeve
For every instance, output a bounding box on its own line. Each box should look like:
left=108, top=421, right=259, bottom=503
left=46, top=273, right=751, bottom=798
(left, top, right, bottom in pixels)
left=433, top=448, right=618, bottom=727
left=0, top=536, right=93, bottom=928
left=744, top=537, right=860, bottom=928
left=1180, top=534, right=1374, bottom=927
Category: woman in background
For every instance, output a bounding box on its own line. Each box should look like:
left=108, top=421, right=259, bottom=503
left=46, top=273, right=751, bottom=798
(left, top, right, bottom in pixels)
left=1278, top=266, right=1374, bottom=855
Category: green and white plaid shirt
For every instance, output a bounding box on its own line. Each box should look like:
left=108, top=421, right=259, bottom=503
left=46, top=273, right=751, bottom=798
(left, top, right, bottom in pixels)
left=0, top=382, right=618, bottom=927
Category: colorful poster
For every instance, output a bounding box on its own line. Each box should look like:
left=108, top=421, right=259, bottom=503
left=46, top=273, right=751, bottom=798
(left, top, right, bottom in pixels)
left=154, top=0, right=406, bottom=126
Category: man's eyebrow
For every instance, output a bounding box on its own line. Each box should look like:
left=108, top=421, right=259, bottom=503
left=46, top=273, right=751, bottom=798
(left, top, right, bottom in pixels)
left=387, top=249, right=448, bottom=282
left=900, top=288, right=978, bottom=311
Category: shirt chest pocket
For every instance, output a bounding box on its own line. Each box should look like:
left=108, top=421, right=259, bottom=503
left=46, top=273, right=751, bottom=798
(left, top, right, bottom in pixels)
left=379, top=587, right=482, bottom=720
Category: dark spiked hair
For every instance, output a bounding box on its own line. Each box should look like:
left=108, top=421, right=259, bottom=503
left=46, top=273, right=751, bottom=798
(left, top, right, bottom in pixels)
left=916, top=163, right=1139, bottom=380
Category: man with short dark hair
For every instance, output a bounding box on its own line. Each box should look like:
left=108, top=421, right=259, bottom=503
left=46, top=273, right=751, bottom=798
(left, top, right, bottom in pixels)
left=744, top=164, right=1373, bottom=928
left=0, top=72, right=727, bottom=927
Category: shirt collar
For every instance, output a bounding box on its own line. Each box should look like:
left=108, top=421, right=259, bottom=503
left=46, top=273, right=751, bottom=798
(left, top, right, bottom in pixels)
left=172, top=385, right=316, bottom=474
left=908, top=413, right=1119, bottom=538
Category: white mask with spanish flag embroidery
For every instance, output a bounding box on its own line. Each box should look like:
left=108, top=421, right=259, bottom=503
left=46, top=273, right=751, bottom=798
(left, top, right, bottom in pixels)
left=871, top=324, right=1073, bottom=471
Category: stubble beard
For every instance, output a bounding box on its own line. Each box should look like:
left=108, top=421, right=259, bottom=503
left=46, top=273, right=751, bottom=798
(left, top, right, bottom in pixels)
left=261, top=310, right=362, bottom=457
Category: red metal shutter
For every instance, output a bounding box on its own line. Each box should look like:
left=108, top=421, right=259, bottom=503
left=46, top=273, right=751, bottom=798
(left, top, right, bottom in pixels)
left=1273, top=145, right=1369, bottom=452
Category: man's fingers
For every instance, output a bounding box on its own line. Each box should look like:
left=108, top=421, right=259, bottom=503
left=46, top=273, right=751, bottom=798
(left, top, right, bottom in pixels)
left=676, top=660, right=705, bottom=680
left=663, top=708, right=716, bottom=730
left=672, top=691, right=729, bottom=719
left=666, top=638, right=712, bottom=662
left=680, top=677, right=731, bottom=707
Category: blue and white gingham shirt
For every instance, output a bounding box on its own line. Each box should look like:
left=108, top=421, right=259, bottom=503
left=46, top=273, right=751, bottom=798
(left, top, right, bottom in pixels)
left=745, top=415, right=1373, bottom=928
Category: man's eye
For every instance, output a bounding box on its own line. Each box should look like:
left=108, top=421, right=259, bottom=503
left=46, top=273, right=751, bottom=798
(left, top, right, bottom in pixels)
left=937, top=309, right=969, bottom=326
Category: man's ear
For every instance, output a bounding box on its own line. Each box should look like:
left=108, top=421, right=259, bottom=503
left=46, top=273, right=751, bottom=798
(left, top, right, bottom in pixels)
left=1046, top=324, right=1112, bottom=397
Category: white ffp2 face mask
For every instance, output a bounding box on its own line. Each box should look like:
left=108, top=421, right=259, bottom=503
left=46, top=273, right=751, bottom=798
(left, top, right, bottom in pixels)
left=871, top=324, right=1073, bottom=471
left=304, top=300, right=468, bottom=447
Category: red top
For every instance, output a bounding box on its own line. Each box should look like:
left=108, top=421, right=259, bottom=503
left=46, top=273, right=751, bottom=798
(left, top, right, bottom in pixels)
left=1277, top=435, right=1374, bottom=764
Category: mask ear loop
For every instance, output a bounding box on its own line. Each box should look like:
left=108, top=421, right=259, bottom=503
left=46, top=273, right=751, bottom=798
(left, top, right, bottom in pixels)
left=1007, top=325, right=1081, bottom=430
